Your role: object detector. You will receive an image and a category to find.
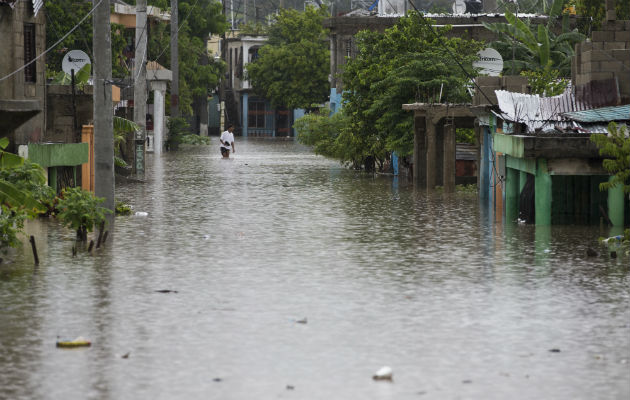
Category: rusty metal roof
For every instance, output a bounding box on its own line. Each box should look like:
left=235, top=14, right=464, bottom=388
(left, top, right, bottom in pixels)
left=562, top=104, right=630, bottom=123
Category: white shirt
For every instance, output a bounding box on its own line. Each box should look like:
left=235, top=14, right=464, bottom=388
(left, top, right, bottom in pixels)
left=220, top=130, right=234, bottom=149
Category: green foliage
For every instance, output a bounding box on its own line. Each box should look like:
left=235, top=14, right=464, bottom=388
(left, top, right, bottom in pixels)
left=166, top=117, right=191, bottom=149
left=0, top=205, right=27, bottom=253
left=246, top=6, right=330, bottom=109
left=44, top=1, right=129, bottom=78
left=180, top=134, right=211, bottom=145
left=115, top=200, right=133, bottom=216
left=50, top=64, right=92, bottom=87
left=0, top=161, right=56, bottom=210
left=56, top=187, right=111, bottom=241
left=341, top=12, right=483, bottom=163
left=295, top=108, right=358, bottom=165
left=590, top=123, right=630, bottom=193
left=0, top=140, right=49, bottom=252
left=456, top=128, right=476, bottom=144
left=483, top=0, right=585, bottom=76
left=520, top=68, right=569, bottom=96
left=149, top=0, right=228, bottom=116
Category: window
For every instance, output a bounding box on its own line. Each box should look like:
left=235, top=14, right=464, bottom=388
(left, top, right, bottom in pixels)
left=248, top=101, right=265, bottom=129
left=23, top=24, right=36, bottom=83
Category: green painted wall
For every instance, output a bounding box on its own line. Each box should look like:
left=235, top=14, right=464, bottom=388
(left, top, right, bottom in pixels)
left=28, top=143, right=88, bottom=167
left=493, top=133, right=525, bottom=158
left=535, top=159, right=552, bottom=225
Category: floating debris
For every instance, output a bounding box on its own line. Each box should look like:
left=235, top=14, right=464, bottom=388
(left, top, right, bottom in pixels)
left=372, top=366, right=393, bottom=381
left=121, top=352, right=130, bottom=359
left=213, top=378, right=222, bottom=382
left=56, top=336, right=91, bottom=348
left=549, top=348, right=561, bottom=353
left=462, top=379, right=473, bottom=384
left=134, top=211, right=149, bottom=217
left=155, top=289, right=178, bottom=294
left=296, top=317, right=307, bottom=324
left=286, top=385, right=295, bottom=390
left=586, top=248, right=599, bottom=257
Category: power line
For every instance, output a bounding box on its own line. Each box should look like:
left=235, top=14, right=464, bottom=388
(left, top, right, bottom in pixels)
left=0, top=0, right=105, bottom=83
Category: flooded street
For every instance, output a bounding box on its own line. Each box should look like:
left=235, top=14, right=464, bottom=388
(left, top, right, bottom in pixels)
left=1, top=139, right=628, bottom=399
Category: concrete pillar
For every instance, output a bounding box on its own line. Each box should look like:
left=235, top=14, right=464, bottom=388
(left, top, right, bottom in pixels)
left=479, top=126, right=491, bottom=201
left=150, top=81, right=167, bottom=155
left=506, top=166, right=519, bottom=222
left=607, top=176, right=625, bottom=227
left=93, top=0, right=114, bottom=214
left=426, top=118, right=437, bottom=190
left=242, top=92, right=248, bottom=137
left=443, top=122, right=455, bottom=193
left=134, top=0, right=147, bottom=175
left=413, top=115, right=426, bottom=187
left=535, top=158, right=552, bottom=225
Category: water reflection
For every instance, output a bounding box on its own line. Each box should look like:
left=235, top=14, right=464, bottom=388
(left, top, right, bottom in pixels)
left=0, top=138, right=628, bottom=400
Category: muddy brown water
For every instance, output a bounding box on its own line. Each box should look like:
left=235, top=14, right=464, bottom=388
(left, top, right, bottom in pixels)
left=1, top=139, right=628, bottom=399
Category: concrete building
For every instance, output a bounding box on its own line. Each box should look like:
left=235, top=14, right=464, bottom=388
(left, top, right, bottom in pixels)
left=0, top=0, right=46, bottom=152
left=472, top=1, right=630, bottom=227
left=222, top=34, right=298, bottom=137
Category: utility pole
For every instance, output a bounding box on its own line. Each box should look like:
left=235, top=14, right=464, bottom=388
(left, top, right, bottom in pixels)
left=134, top=0, right=147, bottom=175
left=170, top=0, right=179, bottom=118
left=93, top=0, right=115, bottom=213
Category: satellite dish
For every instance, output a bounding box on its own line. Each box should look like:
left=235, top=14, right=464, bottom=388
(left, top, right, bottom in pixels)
left=62, top=50, right=91, bottom=75
left=452, top=0, right=466, bottom=14
left=473, top=48, right=504, bottom=76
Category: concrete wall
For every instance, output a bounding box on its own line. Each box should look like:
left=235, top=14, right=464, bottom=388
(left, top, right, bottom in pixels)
left=46, top=85, right=94, bottom=143
left=572, top=13, right=630, bottom=103
left=473, top=75, right=529, bottom=106
left=0, top=1, right=46, bottom=148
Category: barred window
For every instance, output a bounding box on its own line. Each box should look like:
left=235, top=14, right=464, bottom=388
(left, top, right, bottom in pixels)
left=248, top=101, right=265, bottom=129
left=24, top=23, right=36, bottom=83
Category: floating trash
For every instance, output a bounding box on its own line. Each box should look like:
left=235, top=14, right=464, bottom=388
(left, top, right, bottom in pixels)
left=372, top=366, right=393, bottom=381
left=295, top=317, right=307, bottom=324
left=155, top=289, right=178, bottom=294
left=56, top=336, right=91, bottom=348
left=134, top=211, right=149, bottom=217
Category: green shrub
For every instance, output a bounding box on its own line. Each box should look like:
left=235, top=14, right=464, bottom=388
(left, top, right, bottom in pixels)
left=0, top=161, right=55, bottom=212
left=166, top=117, right=190, bottom=150
left=180, top=134, right=211, bottom=145
left=55, top=187, right=111, bottom=241
left=0, top=205, right=27, bottom=253
left=115, top=200, right=133, bottom=216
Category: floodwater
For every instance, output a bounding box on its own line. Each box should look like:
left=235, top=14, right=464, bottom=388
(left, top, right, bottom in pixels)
left=1, top=138, right=628, bottom=400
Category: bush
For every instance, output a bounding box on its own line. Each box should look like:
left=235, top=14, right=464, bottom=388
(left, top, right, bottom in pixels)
left=0, top=161, right=56, bottom=213
left=55, top=187, right=111, bottom=241
left=115, top=200, right=133, bottom=216
left=0, top=205, right=27, bottom=253
left=166, top=117, right=191, bottom=150
left=180, top=134, right=211, bottom=145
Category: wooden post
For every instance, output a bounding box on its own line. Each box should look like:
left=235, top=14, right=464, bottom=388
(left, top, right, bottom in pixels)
left=29, top=236, right=39, bottom=266
left=81, top=125, right=95, bottom=192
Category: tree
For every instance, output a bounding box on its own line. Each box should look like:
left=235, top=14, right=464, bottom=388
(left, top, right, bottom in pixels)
left=148, top=0, right=228, bottom=116
left=590, top=122, right=630, bottom=195
left=44, top=0, right=128, bottom=78
left=483, top=0, right=585, bottom=76
left=340, top=12, right=482, bottom=164
left=246, top=6, right=330, bottom=110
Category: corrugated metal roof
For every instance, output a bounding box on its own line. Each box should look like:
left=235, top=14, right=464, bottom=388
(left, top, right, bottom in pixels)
left=495, top=88, right=581, bottom=133
left=562, top=105, right=630, bottom=123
